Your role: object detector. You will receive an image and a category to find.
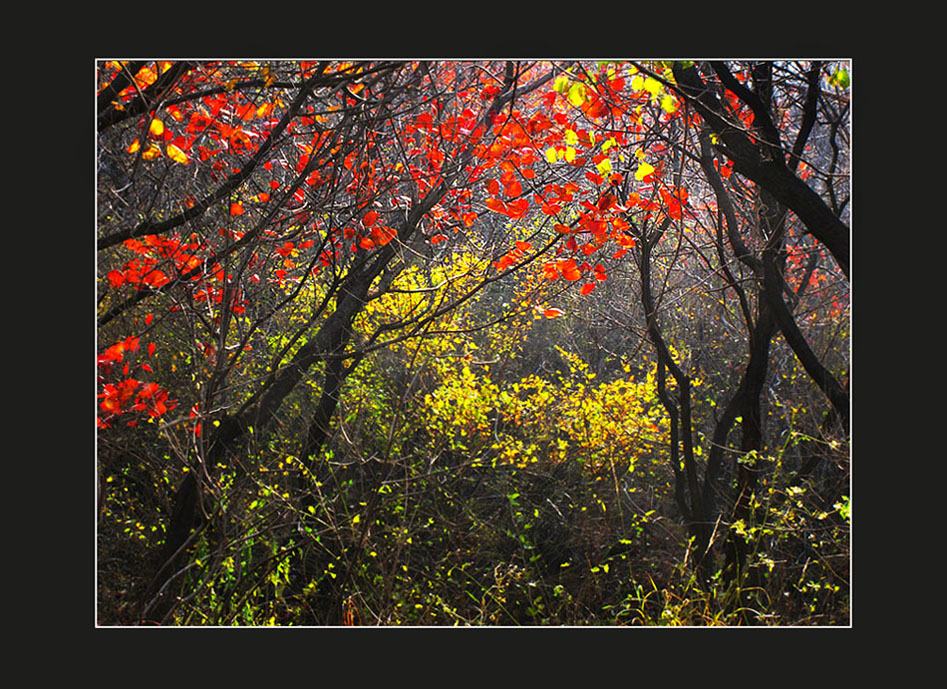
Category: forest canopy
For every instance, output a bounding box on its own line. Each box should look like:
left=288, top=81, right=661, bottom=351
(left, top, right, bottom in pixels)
left=96, top=59, right=851, bottom=626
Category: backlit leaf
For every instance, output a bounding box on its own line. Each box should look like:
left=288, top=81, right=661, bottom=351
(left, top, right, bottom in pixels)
left=568, top=83, right=587, bottom=107
left=643, top=77, right=663, bottom=96
left=142, top=143, right=162, bottom=160
left=167, top=143, right=189, bottom=164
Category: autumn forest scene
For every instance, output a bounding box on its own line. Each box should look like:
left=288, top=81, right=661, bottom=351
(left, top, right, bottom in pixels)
left=96, top=59, right=851, bottom=626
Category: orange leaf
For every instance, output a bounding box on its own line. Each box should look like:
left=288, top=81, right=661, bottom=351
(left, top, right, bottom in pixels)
left=142, top=143, right=162, bottom=160
left=485, top=198, right=507, bottom=214
left=543, top=308, right=564, bottom=318
left=580, top=283, right=596, bottom=295
left=230, top=202, right=244, bottom=216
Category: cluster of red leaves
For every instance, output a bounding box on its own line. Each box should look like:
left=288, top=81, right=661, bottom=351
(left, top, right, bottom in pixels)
left=356, top=209, right=398, bottom=250
left=723, top=88, right=756, bottom=129
left=108, top=234, right=197, bottom=290
left=492, top=240, right=534, bottom=272
left=112, top=234, right=249, bottom=314
left=97, top=333, right=177, bottom=428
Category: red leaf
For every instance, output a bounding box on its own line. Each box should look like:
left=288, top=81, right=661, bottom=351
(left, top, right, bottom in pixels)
left=485, top=198, right=507, bottom=214
left=506, top=198, right=529, bottom=219
left=370, top=225, right=397, bottom=246
left=580, top=283, right=596, bottom=295
left=558, top=259, right=582, bottom=281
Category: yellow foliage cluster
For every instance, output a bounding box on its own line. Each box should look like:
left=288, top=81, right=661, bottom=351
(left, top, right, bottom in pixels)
left=344, top=249, right=669, bottom=476
left=423, top=349, right=668, bottom=475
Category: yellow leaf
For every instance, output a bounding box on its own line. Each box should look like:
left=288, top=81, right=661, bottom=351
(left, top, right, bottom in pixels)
left=167, top=143, right=189, bottom=164
left=596, top=157, right=612, bottom=175
left=635, top=162, right=655, bottom=181
left=565, top=146, right=576, bottom=163
left=545, top=147, right=559, bottom=164
left=149, top=118, right=165, bottom=137
left=553, top=75, right=570, bottom=94
left=567, top=82, right=587, bottom=107
left=643, top=77, right=663, bottom=96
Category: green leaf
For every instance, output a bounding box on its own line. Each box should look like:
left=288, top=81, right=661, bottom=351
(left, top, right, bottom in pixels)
left=830, top=68, right=851, bottom=89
